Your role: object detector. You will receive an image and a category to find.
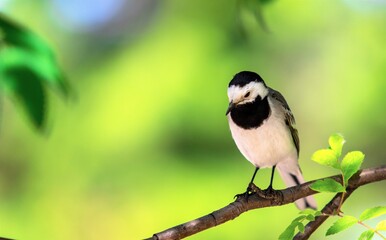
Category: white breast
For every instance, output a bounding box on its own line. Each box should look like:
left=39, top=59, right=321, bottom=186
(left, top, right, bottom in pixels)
left=228, top=99, right=297, bottom=168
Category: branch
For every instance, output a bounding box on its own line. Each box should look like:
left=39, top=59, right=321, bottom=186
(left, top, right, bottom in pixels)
left=146, top=166, right=386, bottom=240
left=293, top=189, right=355, bottom=240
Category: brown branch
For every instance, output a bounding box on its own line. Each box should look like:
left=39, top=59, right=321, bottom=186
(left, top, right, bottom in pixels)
left=146, top=166, right=386, bottom=240
left=293, top=188, right=355, bottom=240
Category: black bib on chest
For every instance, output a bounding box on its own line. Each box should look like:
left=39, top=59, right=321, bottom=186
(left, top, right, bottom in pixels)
left=230, top=96, right=270, bottom=129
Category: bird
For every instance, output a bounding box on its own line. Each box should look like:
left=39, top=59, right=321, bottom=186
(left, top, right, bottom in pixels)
left=226, top=71, right=317, bottom=210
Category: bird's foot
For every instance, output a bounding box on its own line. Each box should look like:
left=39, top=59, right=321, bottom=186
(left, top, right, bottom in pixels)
left=234, top=183, right=260, bottom=201
left=263, top=185, right=279, bottom=199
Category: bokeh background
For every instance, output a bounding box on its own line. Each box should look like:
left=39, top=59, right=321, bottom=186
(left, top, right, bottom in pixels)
left=0, top=0, right=385, bottom=239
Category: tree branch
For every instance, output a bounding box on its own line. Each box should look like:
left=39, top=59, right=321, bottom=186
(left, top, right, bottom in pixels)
left=293, top=188, right=355, bottom=240
left=146, top=166, right=386, bottom=240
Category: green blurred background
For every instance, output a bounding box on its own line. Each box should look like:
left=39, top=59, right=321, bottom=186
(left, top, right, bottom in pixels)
left=0, top=0, right=385, bottom=239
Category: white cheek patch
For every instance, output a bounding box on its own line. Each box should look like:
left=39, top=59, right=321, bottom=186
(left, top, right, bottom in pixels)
left=250, top=81, right=269, bottom=99
left=228, top=81, right=269, bottom=105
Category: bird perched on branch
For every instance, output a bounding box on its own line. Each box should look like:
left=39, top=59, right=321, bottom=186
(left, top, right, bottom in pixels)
left=226, top=71, right=316, bottom=210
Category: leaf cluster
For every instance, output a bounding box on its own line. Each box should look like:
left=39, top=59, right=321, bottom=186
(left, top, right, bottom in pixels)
left=326, top=206, right=386, bottom=239
left=279, top=134, right=386, bottom=240
left=311, top=133, right=364, bottom=192
left=279, top=209, right=321, bottom=240
left=0, top=13, right=69, bottom=130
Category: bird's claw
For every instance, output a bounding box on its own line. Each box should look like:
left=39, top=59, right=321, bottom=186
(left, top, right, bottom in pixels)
left=234, top=183, right=260, bottom=200
left=234, top=183, right=280, bottom=201
left=262, top=186, right=279, bottom=199
left=248, top=182, right=259, bottom=192
left=234, top=192, right=249, bottom=200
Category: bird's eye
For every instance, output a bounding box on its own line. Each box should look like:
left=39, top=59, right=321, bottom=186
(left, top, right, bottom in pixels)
left=244, top=92, right=250, bottom=98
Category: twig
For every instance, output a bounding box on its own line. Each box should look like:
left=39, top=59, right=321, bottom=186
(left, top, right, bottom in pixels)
left=357, top=220, right=386, bottom=239
left=146, top=166, right=386, bottom=240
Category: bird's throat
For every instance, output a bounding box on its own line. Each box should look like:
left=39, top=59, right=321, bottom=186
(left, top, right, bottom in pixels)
left=230, top=96, right=270, bottom=129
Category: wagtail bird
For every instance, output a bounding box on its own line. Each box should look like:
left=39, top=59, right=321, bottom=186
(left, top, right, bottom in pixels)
left=226, top=71, right=316, bottom=209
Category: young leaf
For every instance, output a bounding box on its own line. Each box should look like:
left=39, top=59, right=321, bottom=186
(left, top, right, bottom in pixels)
left=297, top=222, right=305, bottom=233
left=299, top=209, right=317, bottom=215
left=310, top=179, right=345, bottom=193
left=314, top=211, right=322, bottom=216
left=298, top=209, right=318, bottom=221
left=278, top=222, right=297, bottom=240
left=376, top=220, right=386, bottom=231
left=358, top=230, right=375, bottom=240
left=360, top=206, right=386, bottom=221
left=329, top=133, right=345, bottom=157
left=311, top=149, right=340, bottom=169
left=291, top=215, right=306, bottom=223
left=326, top=215, right=358, bottom=236
left=341, top=151, right=364, bottom=184
left=306, top=214, right=315, bottom=221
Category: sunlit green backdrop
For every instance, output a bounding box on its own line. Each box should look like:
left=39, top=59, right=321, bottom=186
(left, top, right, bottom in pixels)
left=0, top=0, right=385, bottom=239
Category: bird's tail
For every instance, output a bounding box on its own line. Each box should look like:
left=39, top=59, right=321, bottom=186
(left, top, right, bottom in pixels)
left=276, top=163, right=317, bottom=210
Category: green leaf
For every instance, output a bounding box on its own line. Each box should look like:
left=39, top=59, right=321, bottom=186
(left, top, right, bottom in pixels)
left=310, top=179, right=345, bottom=193
left=299, top=209, right=317, bottom=215
left=0, top=14, right=71, bottom=131
left=297, top=222, right=305, bottom=233
left=376, top=220, right=386, bottom=231
left=329, top=133, right=345, bottom=157
left=341, top=151, right=364, bottom=184
left=291, top=215, right=306, bottom=223
left=326, top=215, right=358, bottom=236
left=312, top=149, right=340, bottom=169
left=360, top=206, right=386, bottom=221
left=0, top=14, right=70, bottom=97
left=0, top=14, right=54, bottom=59
left=298, top=209, right=318, bottom=221
left=278, top=222, right=297, bottom=240
left=306, top=214, right=315, bottom=221
left=2, top=66, right=46, bottom=130
left=358, top=230, right=375, bottom=240
left=314, top=211, right=322, bottom=216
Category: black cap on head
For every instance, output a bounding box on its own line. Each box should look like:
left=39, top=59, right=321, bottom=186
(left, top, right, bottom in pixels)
left=229, top=71, right=265, bottom=87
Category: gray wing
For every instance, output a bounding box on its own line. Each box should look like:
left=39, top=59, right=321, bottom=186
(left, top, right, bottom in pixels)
left=268, top=88, right=300, bottom=156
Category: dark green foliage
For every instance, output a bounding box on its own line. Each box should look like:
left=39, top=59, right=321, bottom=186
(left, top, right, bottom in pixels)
left=0, top=13, right=69, bottom=131
left=2, top=66, right=46, bottom=129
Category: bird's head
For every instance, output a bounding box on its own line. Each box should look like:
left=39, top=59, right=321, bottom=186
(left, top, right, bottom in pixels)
left=226, top=71, right=268, bottom=115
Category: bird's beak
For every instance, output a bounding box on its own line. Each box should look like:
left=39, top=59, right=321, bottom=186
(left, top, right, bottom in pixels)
left=226, top=101, right=235, bottom=115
